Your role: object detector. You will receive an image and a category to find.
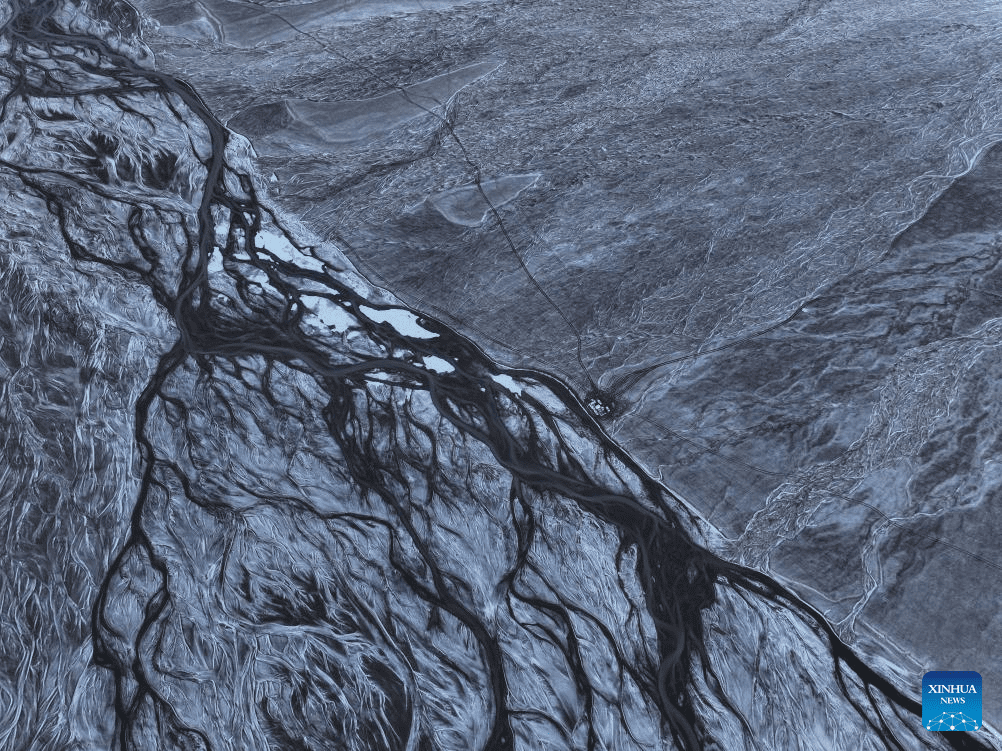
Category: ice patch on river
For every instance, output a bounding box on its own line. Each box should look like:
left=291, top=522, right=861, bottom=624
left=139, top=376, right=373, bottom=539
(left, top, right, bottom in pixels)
left=491, top=373, right=523, bottom=394
left=255, top=229, right=326, bottom=273
left=302, top=295, right=355, bottom=331
left=422, top=355, right=454, bottom=373
left=359, top=305, right=438, bottom=339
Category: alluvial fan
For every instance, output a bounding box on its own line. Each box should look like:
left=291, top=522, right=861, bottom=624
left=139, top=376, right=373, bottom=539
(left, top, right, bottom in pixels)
left=0, top=1, right=999, bottom=750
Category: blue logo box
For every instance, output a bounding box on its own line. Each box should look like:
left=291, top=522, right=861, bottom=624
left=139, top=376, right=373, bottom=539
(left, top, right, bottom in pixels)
left=923, top=671, right=982, bottom=732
